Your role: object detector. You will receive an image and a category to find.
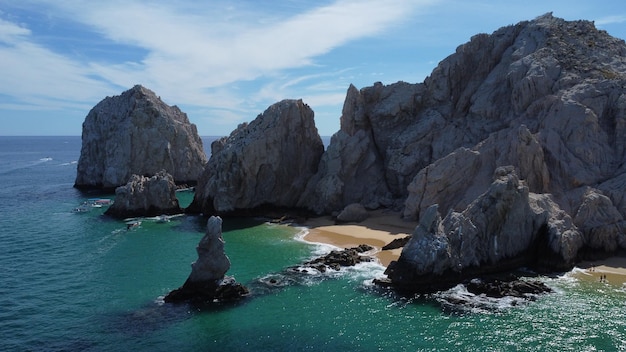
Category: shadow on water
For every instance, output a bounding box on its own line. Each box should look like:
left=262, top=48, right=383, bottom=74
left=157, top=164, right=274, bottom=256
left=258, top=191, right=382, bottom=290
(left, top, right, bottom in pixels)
left=170, top=214, right=207, bottom=233
left=169, top=215, right=267, bottom=233
left=101, top=296, right=255, bottom=339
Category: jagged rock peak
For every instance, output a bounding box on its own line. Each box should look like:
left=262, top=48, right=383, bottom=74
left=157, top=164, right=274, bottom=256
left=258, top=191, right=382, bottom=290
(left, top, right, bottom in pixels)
left=75, top=85, right=207, bottom=191
left=188, top=99, right=324, bottom=215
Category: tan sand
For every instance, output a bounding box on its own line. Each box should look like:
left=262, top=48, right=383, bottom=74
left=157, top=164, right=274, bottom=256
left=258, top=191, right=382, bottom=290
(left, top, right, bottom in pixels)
left=575, top=256, right=626, bottom=286
left=301, top=210, right=626, bottom=287
left=302, top=209, right=416, bottom=267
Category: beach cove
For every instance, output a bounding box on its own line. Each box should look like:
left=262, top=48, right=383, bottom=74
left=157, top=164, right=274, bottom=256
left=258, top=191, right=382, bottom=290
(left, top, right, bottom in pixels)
left=302, top=210, right=626, bottom=288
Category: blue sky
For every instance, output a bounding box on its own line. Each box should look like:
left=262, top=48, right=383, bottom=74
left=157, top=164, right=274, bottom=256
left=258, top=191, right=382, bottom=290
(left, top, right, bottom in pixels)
left=1, top=0, right=625, bottom=136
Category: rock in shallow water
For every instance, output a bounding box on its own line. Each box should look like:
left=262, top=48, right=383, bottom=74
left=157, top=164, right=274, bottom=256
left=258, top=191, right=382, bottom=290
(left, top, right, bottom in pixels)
left=164, top=216, right=248, bottom=303
left=105, top=170, right=182, bottom=219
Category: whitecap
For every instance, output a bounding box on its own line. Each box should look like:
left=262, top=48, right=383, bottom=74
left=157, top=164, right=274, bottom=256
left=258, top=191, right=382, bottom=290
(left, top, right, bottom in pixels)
left=293, top=226, right=343, bottom=257
left=432, top=283, right=544, bottom=314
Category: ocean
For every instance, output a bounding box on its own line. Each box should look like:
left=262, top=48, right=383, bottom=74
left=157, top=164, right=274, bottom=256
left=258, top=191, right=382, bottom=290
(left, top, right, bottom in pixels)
left=0, top=136, right=624, bottom=351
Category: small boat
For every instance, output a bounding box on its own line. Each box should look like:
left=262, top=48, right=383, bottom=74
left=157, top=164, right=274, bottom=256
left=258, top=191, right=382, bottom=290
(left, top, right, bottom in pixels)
left=155, top=215, right=171, bottom=223
left=93, top=199, right=113, bottom=206
left=88, top=198, right=113, bottom=206
left=74, top=204, right=90, bottom=213
left=126, top=221, right=142, bottom=230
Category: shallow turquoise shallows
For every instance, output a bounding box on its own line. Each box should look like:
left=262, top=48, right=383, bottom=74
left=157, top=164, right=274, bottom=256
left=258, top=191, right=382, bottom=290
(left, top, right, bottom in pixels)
left=0, top=136, right=624, bottom=352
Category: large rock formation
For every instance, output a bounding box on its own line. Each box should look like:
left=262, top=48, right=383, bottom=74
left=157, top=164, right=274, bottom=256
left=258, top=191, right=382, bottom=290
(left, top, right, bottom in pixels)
left=104, top=170, right=182, bottom=219
left=289, top=14, right=626, bottom=288
left=382, top=167, right=585, bottom=293
left=182, top=14, right=626, bottom=293
left=75, top=85, right=207, bottom=191
left=301, top=14, right=626, bottom=221
left=187, top=99, right=324, bottom=215
left=164, top=216, right=249, bottom=303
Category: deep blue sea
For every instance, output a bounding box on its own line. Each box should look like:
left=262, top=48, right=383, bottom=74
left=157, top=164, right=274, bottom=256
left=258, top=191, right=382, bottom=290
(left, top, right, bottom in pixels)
left=0, top=136, right=625, bottom=351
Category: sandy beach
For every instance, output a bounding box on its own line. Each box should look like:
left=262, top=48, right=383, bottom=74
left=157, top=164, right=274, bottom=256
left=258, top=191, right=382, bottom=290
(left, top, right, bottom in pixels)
left=574, top=256, right=626, bottom=286
left=302, top=209, right=417, bottom=267
left=301, top=209, right=626, bottom=286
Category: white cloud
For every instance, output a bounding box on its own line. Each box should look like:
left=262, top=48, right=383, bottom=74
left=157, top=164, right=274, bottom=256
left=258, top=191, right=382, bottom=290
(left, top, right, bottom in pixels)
left=0, top=19, right=112, bottom=107
left=33, top=0, right=427, bottom=107
left=0, top=18, right=30, bottom=43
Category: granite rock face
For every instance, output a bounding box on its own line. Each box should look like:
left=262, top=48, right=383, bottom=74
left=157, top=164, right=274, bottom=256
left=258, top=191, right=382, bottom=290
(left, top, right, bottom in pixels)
left=188, top=99, right=324, bottom=215
left=290, top=14, right=626, bottom=290
left=302, top=14, right=626, bottom=224
left=336, top=203, right=369, bottom=223
left=384, top=167, right=585, bottom=293
left=75, top=85, right=207, bottom=191
left=104, top=170, right=182, bottom=219
left=164, top=216, right=249, bottom=303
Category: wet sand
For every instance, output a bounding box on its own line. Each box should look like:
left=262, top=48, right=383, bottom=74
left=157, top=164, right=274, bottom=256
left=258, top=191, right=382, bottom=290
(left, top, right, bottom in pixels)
left=302, top=209, right=416, bottom=267
left=575, top=256, right=626, bottom=286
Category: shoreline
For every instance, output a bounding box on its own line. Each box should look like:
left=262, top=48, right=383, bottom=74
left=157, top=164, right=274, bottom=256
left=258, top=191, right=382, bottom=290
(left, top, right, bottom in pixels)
left=300, top=209, right=416, bottom=267
left=573, top=257, right=626, bottom=286
left=298, top=210, right=626, bottom=286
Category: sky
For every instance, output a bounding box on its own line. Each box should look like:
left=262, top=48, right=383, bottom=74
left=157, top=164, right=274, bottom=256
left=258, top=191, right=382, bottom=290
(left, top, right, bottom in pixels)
left=1, top=1, right=625, bottom=137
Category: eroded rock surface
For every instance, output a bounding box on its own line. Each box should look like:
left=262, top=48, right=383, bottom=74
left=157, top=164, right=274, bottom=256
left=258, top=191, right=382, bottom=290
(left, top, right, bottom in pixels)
left=383, top=168, right=585, bottom=293
left=188, top=99, right=324, bottom=215
left=75, top=85, right=207, bottom=191
left=164, top=216, right=248, bottom=303
left=183, top=14, right=626, bottom=294
left=336, top=203, right=369, bottom=223
left=104, top=170, right=182, bottom=219
left=293, top=14, right=626, bottom=292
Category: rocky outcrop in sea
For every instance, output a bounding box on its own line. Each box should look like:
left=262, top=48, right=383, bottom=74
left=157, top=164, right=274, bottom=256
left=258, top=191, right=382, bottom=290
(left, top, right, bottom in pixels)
left=104, top=170, right=182, bottom=219
left=187, top=99, right=324, bottom=215
left=164, top=216, right=249, bottom=303
left=382, top=167, right=583, bottom=293
left=74, top=85, right=207, bottom=191
left=186, top=14, right=626, bottom=293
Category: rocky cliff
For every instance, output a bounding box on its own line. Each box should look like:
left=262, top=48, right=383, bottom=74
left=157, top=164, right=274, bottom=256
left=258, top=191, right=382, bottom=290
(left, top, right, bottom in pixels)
left=383, top=167, right=585, bottom=293
left=301, top=13, right=626, bottom=220
left=186, top=14, right=626, bottom=291
left=366, top=13, right=626, bottom=291
left=74, top=85, right=207, bottom=191
left=104, top=170, right=182, bottom=219
left=187, top=99, right=324, bottom=215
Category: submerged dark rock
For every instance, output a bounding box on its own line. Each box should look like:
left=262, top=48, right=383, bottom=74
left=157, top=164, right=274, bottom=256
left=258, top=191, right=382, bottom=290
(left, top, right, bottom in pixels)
left=300, top=245, right=375, bottom=272
left=164, top=216, right=248, bottom=303
left=382, top=236, right=411, bottom=250
left=465, top=277, right=552, bottom=299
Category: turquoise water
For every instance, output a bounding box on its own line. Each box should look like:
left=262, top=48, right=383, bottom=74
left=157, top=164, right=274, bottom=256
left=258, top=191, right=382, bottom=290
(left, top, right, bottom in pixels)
left=0, top=136, right=625, bottom=351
